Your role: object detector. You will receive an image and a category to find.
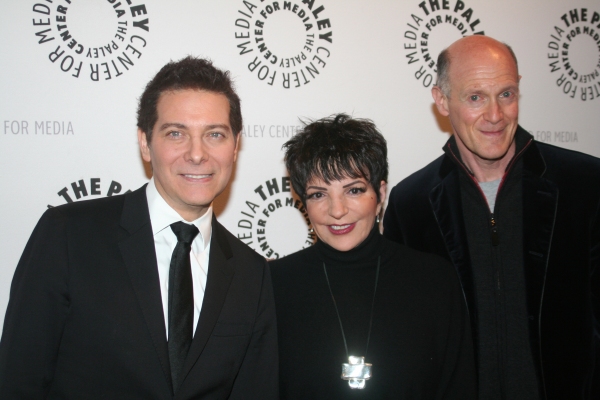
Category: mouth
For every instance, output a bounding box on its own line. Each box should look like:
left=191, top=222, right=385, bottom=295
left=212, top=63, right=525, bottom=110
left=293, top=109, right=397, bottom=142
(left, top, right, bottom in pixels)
left=480, top=126, right=506, bottom=135
left=327, top=223, right=356, bottom=235
left=181, top=173, right=212, bottom=180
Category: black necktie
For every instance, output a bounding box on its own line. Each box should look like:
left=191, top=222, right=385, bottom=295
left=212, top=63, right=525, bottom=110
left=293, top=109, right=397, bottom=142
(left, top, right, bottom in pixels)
left=168, top=221, right=199, bottom=393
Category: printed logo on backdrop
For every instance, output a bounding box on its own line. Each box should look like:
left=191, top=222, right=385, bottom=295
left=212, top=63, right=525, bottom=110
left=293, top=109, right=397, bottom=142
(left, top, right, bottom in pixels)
left=4, top=120, right=74, bottom=136
left=234, top=0, right=333, bottom=89
left=234, top=176, right=315, bottom=259
left=403, top=0, right=485, bottom=89
left=240, top=123, right=302, bottom=139
left=32, top=0, right=150, bottom=81
left=48, top=177, right=131, bottom=208
left=547, top=8, right=600, bottom=101
left=529, top=129, right=578, bottom=144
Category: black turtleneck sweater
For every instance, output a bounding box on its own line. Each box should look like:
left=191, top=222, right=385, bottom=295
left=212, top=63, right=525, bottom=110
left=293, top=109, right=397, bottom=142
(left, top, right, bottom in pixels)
left=269, top=228, right=476, bottom=399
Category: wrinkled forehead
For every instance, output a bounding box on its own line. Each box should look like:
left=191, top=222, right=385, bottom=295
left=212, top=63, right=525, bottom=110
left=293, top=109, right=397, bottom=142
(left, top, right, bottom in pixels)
left=448, top=50, right=519, bottom=91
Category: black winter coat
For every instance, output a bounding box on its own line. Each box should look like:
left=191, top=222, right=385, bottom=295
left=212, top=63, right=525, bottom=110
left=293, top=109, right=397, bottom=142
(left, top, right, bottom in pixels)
left=383, top=127, right=600, bottom=400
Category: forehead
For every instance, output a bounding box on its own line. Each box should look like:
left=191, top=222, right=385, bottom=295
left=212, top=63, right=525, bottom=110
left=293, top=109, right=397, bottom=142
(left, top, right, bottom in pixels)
left=449, top=46, right=519, bottom=93
left=155, top=89, right=231, bottom=123
left=307, top=173, right=368, bottom=187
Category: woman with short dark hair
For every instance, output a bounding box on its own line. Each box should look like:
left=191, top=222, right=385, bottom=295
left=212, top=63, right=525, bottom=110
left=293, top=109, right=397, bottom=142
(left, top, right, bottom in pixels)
left=270, top=114, right=476, bottom=399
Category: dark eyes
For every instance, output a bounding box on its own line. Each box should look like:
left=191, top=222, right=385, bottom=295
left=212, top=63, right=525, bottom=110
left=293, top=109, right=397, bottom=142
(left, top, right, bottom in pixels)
left=306, top=192, right=323, bottom=200
left=348, top=187, right=366, bottom=195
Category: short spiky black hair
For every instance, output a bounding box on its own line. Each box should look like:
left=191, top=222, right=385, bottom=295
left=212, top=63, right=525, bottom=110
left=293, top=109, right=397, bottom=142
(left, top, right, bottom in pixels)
left=137, top=56, right=242, bottom=142
left=283, top=113, right=388, bottom=203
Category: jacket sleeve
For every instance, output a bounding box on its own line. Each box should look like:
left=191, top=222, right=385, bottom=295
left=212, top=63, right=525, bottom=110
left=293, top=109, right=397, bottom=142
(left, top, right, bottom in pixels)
left=228, top=258, right=278, bottom=400
left=590, top=195, right=600, bottom=399
left=0, top=208, right=70, bottom=398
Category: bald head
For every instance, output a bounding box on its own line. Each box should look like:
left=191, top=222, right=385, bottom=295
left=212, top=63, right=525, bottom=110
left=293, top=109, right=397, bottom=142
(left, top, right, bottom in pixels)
left=436, top=35, right=518, bottom=97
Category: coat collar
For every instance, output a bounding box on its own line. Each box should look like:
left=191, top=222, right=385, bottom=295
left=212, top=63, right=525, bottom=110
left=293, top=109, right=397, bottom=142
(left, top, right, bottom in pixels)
left=439, top=125, right=539, bottom=180
left=118, top=184, right=174, bottom=393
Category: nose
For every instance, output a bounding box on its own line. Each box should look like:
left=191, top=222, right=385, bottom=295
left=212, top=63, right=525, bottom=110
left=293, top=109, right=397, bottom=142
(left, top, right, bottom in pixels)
left=328, top=195, right=348, bottom=220
left=185, top=136, right=206, bottom=164
left=485, top=99, right=503, bottom=124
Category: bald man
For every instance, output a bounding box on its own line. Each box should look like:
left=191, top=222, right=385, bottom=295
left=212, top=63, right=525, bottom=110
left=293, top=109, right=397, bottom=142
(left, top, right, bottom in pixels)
left=384, top=35, right=600, bottom=400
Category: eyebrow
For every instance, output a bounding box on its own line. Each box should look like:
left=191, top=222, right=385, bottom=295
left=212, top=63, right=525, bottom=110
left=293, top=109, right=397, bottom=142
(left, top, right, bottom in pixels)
left=306, top=180, right=365, bottom=191
left=343, top=180, right=364, bottom=188
left=159, top=122, right=186, bottom=131
left=158, top=123, right=232, bottom=131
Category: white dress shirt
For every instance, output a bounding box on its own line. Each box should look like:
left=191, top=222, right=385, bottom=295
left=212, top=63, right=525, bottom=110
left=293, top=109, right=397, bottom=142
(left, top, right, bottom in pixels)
left=146, top=178, right=212, bottom=339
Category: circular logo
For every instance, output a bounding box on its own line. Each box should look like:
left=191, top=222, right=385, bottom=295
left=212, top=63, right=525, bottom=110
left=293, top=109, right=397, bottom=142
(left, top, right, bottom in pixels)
left=49, top=177, right=131, bottom=208
left=31, top=0, right=151, bottom=81
left=234, top=176, right=315, bottom=259
left=402, top=0, right=485, bottom=89
left=547, top=8, right=600, bottom=101
left=233, top=1, right=333, bottom=89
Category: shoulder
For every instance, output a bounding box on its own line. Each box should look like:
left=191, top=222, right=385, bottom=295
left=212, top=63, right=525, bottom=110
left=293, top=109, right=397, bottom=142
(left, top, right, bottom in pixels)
left=38, top=188, right=136, bottom=228
left=269, top=247, right=315, bottom=277
left=389, top=154, right=446, bottom=201
left=534, top=141, right=600, bottom=179
left=213, top=219, right=267, bottom=266
left=380, top=236, right=459, bottom=286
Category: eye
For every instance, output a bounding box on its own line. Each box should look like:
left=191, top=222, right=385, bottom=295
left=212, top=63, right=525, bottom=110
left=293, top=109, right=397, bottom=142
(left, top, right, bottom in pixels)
left=469, top=95, right=480, bottom=102
left=348, top=187, right=367, bottom=195
left=306, top=192, right=324, bottom=200
left=500, top=91, right=512, bottom=98
left=208, top=131, right=225, bottom=138
left=167, top=130, right=182, bottom=138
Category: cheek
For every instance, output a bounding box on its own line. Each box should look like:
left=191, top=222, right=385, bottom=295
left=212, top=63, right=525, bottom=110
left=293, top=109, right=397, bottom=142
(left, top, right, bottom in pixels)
left=305, top=203, right=321, bottom=224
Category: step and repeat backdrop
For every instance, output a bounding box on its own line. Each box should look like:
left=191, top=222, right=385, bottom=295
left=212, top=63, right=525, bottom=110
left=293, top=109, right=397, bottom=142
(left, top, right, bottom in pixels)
left=1, top=0, right=599, bottom=325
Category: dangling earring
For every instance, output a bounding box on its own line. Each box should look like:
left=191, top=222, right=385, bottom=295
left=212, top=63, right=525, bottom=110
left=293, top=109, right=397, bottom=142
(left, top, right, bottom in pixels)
left=376, top=215, right=380, bottom=224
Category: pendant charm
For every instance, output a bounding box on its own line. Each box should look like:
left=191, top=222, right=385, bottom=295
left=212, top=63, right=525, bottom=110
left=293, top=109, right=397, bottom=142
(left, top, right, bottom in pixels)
left=341, top=356, right=372, bottom=389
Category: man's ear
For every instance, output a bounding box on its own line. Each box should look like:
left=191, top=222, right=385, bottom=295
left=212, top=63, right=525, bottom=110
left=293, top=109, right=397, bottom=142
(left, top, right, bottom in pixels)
left=138, top=129, right=152, bottom=163
left=233, top=133, right=241, bottom=162
left=432, top=86, right=450, bottom=117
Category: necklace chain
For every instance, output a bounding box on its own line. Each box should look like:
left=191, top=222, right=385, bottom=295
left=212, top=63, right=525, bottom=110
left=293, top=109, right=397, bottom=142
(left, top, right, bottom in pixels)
left=322, top=256, right=381, bottom=359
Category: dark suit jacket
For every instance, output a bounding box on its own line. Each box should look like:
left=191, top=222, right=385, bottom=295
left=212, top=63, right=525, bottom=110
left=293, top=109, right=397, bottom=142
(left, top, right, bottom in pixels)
left=383, top=127, right=600, bottom=399
left=0, top=185, right=278, bottom=399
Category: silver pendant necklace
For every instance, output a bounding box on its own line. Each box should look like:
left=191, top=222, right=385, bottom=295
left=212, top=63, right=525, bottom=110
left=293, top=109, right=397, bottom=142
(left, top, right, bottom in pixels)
left=322, top=256, right=380, bottom=389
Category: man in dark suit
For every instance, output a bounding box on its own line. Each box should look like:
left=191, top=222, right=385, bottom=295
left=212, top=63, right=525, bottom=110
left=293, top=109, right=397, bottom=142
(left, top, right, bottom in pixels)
left=383, top=35, right=600, bottom=399
left=0, top=57, right=278, bottom=399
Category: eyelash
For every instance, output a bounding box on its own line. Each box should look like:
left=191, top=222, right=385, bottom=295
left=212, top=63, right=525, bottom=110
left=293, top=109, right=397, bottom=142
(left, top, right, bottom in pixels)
left=306, top=187, right=366, bottom=199
left=348, top=187, right=366, bottom=195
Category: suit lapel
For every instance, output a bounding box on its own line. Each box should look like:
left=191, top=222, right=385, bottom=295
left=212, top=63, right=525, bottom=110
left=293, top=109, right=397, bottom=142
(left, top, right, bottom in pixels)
left=118, top=186, right=173, bottom=393
left=522, top=144, right=558, bottom=383
left=429, top=167, right=479, bottom=340
left=181, top=217, right=235, bottom=381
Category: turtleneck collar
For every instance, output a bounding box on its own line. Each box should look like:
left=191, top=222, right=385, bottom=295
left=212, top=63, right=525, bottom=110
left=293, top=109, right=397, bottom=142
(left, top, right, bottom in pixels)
left=315, top=224, right=384, bottom=266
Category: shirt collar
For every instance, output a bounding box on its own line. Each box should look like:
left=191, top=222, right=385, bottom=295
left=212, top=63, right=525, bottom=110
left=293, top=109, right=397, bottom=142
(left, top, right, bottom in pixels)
left=146, top=177, right=213, bottom=250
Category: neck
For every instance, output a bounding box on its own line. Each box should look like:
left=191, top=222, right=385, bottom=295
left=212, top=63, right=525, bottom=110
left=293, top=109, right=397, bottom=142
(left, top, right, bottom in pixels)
left=456, top=141, right=516, bottom=183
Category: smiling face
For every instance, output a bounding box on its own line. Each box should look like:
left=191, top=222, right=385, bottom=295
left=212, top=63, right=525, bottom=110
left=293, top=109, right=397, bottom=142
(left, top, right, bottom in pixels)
left=138, top=89, right=239, bottom=221
left=305, top=176, right=386, bottom=252
left=432, top=36, right=520, bottom=179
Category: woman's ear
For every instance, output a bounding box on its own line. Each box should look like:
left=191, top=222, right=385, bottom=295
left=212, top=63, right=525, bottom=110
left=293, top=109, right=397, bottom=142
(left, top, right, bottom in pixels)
left=376, top=180, right=387, bottom=215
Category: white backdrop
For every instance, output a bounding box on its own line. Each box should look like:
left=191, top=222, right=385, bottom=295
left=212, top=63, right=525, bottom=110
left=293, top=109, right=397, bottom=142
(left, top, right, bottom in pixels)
left=1, top=0, right=600, bottom=328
